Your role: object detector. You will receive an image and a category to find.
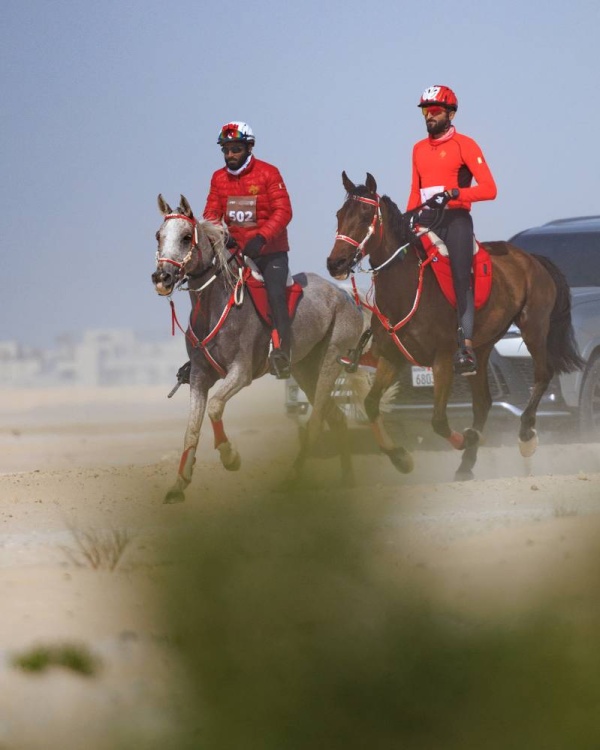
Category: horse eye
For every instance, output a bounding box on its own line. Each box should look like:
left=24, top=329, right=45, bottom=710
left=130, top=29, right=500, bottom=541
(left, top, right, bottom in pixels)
left=155, top=231, right=160, bottom=241
left=182, top=234, right=193, bottom=243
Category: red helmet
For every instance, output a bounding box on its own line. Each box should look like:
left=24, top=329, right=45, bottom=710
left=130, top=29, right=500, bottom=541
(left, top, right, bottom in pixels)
left=418, top=85, right=458, bottom=111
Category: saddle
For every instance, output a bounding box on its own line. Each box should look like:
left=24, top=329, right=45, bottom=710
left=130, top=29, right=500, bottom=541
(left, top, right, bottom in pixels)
left=243, top=260, right=303, bottom=326
left=417, top=230, right=493, bottom=310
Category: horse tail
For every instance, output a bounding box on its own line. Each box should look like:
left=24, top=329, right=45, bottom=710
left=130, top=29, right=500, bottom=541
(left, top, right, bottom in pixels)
left=532, top=253, right=585, bottom=374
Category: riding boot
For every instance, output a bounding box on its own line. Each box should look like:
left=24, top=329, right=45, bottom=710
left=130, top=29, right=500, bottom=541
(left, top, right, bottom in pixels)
left=453, top=343, right=477, bottom=377
left=453, top=292, right=477, bottom=376
left=269, top=346, right=291, bottom=380
left=268, top=294, right=292, bottom=380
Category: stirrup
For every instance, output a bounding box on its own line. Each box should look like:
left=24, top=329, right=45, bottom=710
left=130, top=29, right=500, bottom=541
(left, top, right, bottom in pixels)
left=453, top=347, right=477, bottom=377
left=269, top=349, right=291, bottom=380
left=337, top=328, right=373, bottom=373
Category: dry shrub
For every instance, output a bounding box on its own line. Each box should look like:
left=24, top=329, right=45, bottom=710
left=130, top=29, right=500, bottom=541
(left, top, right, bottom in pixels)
left=61, top=525, right=132, bottom=571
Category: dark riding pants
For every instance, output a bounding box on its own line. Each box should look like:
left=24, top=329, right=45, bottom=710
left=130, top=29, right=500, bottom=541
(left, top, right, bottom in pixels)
left=253, top=251, right=292, bottom=355
left=432, top=209, right=475, bottom=341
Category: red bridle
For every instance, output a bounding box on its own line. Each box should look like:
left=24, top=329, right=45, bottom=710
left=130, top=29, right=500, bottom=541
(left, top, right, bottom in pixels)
left=334, top=193, right=383, bottom=263
left=156, top=213, right=199, bottom=272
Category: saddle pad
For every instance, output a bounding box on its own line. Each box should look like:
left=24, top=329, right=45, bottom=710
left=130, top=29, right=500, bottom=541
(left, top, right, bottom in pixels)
left=245, top=274, right=303, bottom=326
left=419, top=233, right=492, bottom=310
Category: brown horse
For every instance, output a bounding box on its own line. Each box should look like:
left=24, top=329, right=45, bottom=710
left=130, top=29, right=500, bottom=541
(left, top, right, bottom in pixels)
left=326, top=172, right=583, bottom=480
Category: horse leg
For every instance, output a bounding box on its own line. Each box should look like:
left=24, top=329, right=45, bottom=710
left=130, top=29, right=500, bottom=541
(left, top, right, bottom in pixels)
left=165, top=379, right=208, bottom=504
left=288, top=345, right=355, bottom=487
left=454, top=347, right=494, bottom=481
left=516, top=317, right=553, bottom=457
left=206, top=366, right=253, bottom=471
left=429, top=354, right=458, bottom=443
left=366, top=357, right=413, bottom=473
left=516, top=351, right=550, bottom=458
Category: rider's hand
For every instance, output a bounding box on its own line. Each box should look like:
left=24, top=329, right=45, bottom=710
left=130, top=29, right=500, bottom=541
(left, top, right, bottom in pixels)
left=243, top=234, right=266, bottom=259
left=225, top=233, right=238, bottom=250
left=424, top=188, right=459, bottom=209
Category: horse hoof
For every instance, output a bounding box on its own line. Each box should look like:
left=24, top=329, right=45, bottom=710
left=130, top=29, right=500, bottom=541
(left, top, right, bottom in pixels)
left=164, top=488, right=185, bottom=504
left=454, top=470, right=474, bottom=482
left=224, top=454, right=241, bottom=471
left=383, top=447, right=414, bottom=474
left=218, top=441, right=241, bottom=471
left=519, top=429, right=538, bottom=458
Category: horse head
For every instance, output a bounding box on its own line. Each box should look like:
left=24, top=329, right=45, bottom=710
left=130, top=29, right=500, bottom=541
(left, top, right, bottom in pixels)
left=152, top=194, right=230, bottom=296
left=326, top=172, right=383, bottom=280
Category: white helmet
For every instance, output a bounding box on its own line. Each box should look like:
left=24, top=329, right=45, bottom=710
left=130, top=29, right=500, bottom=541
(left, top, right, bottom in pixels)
left=217, top=121, right=255, bottom=145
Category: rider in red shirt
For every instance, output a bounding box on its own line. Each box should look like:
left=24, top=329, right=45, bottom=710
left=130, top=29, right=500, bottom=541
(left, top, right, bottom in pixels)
left=407, top=85, right=497, bottom=375
left=174, top=121, right=293, bottom=385
left=203, top=121, right=293, bottom=379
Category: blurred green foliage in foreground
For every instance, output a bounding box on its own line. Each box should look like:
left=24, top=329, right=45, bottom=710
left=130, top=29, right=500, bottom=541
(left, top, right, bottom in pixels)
left=163, top=485, right=600, bottom=750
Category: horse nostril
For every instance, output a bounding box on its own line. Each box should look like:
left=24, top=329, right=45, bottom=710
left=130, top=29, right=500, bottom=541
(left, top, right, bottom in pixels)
left=152, top=269, right=172, bottom=286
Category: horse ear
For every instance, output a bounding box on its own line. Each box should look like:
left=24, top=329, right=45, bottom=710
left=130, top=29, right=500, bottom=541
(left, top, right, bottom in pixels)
left=365, top=173, right=377, bottom=194
left=157, top=194, right=172, bottom=215
left=180, top=194, right=194, bottom=218
left=342, top=171, right=355, bottom=193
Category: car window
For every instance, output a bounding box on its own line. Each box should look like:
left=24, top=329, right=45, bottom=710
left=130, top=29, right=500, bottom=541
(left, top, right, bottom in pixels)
left=509, top=231, right=600, bottom=286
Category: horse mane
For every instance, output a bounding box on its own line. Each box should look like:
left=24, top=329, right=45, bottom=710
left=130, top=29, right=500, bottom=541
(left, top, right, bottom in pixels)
left=189, top=216, right=238, bottom=289
left=380, top=195, right=405, bottom=240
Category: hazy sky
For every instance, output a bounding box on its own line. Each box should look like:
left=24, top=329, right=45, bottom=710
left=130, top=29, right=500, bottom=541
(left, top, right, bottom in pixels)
left=2, top=0, right=598, bottom=347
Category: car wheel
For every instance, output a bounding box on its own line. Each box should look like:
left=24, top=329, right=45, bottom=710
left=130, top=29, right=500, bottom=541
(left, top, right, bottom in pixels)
left=579, top=357, right=600, bottom=440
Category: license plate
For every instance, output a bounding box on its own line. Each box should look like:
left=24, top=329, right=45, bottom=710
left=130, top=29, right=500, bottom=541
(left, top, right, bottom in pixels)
left=411, top=366, right=434, bottom=387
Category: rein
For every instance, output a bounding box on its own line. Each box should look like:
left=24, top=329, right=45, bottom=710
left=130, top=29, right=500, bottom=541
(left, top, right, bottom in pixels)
left=338, top=193, right=433, bottom=366
left=158, top=213, right=248, bottom=378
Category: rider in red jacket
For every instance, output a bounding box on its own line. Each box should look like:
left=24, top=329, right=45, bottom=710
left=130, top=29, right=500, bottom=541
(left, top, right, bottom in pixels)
left=204, top=121, right=293, bottom=379
left=407, top=85, right=497, bottom=376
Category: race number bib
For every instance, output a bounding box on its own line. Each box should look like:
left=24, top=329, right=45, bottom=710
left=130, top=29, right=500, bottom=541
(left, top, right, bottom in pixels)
left=226, top=196, right=258, bottom=227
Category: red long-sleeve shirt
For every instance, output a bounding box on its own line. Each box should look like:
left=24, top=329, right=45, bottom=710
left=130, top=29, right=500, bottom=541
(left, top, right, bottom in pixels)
left=407, top=127, right=497, bottom=212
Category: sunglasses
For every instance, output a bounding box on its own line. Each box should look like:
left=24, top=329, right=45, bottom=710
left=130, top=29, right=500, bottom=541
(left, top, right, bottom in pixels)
left=221, top=144, right=245, bottom=155
left=421, top=105, right=447, bottom=117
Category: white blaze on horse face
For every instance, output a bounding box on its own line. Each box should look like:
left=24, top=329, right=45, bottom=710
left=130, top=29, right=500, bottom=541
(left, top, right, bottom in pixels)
left=159, top=217, right=189, bottom=264
left=154, top=217, right=190, bottom=294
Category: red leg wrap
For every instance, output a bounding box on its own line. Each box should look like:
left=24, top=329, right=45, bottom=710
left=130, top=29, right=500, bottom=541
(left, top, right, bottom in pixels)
left=448, top=431, right=465, bottom=450
left=178, top=447, right=196, bottom=481
left=211, top=419, right=227, bottom=448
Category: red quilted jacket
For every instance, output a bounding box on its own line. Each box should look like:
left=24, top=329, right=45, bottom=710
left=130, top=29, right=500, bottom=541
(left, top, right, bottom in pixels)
left=203, top=156, right=292, bottom=255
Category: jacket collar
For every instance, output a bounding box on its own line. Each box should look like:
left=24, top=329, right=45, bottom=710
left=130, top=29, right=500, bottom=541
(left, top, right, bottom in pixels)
left=226, top=154, right=255, bottom=176
left=428, top=126, right=456, bottom=145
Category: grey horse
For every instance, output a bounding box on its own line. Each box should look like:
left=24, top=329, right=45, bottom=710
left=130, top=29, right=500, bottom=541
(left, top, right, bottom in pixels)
left=152, top=194, right=364, bottom=503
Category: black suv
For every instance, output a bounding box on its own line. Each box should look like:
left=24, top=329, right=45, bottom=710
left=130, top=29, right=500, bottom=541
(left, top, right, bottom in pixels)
left=286, top=216, right=600, bottom=439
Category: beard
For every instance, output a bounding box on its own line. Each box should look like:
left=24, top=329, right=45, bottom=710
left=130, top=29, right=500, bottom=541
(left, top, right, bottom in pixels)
left=426, top=114, right=452, bottom=137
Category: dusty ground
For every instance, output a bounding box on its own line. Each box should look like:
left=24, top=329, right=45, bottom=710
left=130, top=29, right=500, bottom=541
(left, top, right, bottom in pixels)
left=0, top=379, right=599, bottom=748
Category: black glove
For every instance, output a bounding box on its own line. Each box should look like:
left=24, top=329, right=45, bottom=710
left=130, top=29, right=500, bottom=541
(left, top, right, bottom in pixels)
left=243, top=234, right=266, bottom=259
left=424, top=188, right=459, bottom=210
left=225, top=234, right=238, bottom=250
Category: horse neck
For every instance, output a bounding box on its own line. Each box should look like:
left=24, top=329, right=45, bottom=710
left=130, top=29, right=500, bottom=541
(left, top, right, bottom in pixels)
left=187, top=257, right=236, bottom=329
left=373, top=197, right=420, bottom=281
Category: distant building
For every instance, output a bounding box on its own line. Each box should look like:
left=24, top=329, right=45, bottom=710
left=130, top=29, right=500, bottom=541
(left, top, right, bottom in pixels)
left=0, top=329, right=185, bottom=387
